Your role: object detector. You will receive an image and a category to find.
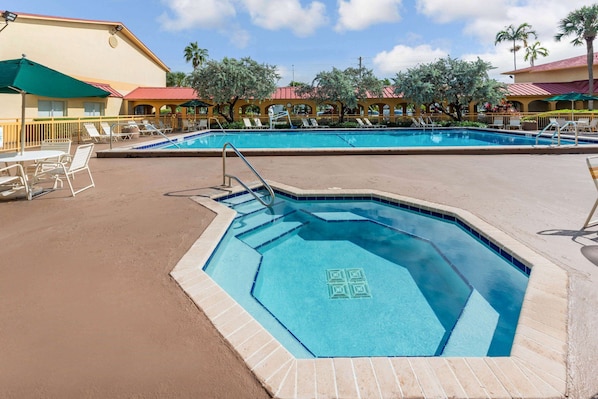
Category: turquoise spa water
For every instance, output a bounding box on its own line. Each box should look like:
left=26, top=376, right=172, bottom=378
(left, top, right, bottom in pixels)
left=153, top=128, right=577, bottom=149
left=203, top=191, right=529, bottom=358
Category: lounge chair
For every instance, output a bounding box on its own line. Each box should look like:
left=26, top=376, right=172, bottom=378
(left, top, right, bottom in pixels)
left=33, top=143, right=95, bottom=197
left=158, top=120, right=173, bottom=134
left=100, top=122, right=133, bottom=140
left=141, top=122, right=166, bottom=136
left=356, top=118, right=373, bottom=128
left=579, top=119, right=598, bottom=133
left=300, top=118, right=311, bottom=128
left=310, top=118, right=327, bottom=128
left=487, top=117, right=504, bottom=129
left=84, top=122, right=114, bottom=143
left=0, top=163, right=30, bottom=200
left=410, top=117, right=422, bottom=127
left=243, top=118, right=256, bottom=129
left=418, top=116, right=438, bottom=127
left=181, top=119, right=195, bottom=132
left=197, top=119, right=208, bottom=130
left=364, top=117, right=386, bottom=128
left=507, top=118, right=522, bottom=130
left=253, top=118, right=268, bottom=129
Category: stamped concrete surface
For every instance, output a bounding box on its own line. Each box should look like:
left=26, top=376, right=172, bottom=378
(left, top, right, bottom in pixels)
left=1, top=142, right=597, bottom=398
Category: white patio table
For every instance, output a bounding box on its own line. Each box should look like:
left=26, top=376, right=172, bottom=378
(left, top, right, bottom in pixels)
left=0, top=150, right=65, bottom=200
left=0, top=150, right=65, bottom=164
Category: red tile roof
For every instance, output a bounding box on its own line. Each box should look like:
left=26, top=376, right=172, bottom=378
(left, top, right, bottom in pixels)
left=270, top=86, right=403, bottom=100
left=506, top=53, right=598, bottom=75
left=86, top=82, right=122, bottom=98
left=507, top=80, right=598, bottom=96
left=124, top=87, right=198, bottom=100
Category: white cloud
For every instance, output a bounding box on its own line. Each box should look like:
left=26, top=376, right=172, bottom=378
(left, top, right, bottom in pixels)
left=240, top=0, right=328, bottom=37
left=158, top=0, right=237, bottom=31
left=416, top=0, right=509, bottom=23
left=335, top=0, right=403, bottom=31
left=373, top=44, right=448, bottom=75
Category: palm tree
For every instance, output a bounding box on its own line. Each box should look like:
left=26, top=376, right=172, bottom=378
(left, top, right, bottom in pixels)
left=184, top=42, right=208, bottom=70
left=524, top=41, right=549, bottom=67
left=495, top=23, right=537, bottom=70
left=166, top=71, right=188, bottom=87
left=556, top=4, right=598, bottom=110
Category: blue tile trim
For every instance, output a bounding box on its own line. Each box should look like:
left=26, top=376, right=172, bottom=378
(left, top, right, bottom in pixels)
left=217, top=187, right=531, bottom=276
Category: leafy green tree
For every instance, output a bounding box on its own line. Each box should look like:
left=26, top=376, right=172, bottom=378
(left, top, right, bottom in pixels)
left=524, top=41, right=549, bottom=67
left=166, top=71, right=188, bottom=87
left=188, top=57, right=279, bottom=123
left=296, top=67, right=383, bottom=122
left=184, top=42, right=209, bottom=70
left=495, top=23, right=537, bottom=70
left=393, top=57, right=506, bottom=122
left=556, top=4, right=598, bottom=110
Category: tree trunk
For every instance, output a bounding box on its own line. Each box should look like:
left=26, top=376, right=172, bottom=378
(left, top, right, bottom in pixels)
left=588, top=39, right=595, bottom=111
left=513, top=39, right=517, bottom=70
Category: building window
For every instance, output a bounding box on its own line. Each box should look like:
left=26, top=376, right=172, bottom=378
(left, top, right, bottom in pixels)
left=84, top=102, right=104, bottom=116
left=38, top=100, right=65, bottom=117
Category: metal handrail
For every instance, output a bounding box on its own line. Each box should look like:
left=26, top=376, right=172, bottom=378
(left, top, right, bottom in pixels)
left=535, top=120, right=579, bottom=146
left=222, top=142, right=275, bottom=207
left=209, top=117, right=225, bottom=131
left=535, top=121, right=560, bottom=145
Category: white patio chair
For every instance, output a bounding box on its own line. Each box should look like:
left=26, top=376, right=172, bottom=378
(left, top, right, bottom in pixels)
left=34, top=143, right=95, bottom=197
left=158, top=120, right=173, bottom=134
left=25, top=138, right=72, bottom=176
left=84, top=122, right=113, bottom=143
left=487, top=117, right=504, bottom=129
left=101, top=122, right=132, bottom=140
left=507, top=118, right=522, bottom=130
left=197, top=119, right=208, bottom=130
left=243, top=118, right=256, bottom=129
left=310, top=118, right=328, bottom=128
left=253, top=118, right=268, bottom=129
left=0, top=163, right=30, bottom=200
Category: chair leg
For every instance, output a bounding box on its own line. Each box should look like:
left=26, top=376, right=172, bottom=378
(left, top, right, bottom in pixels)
left=583, top=198, right=598, bottom=229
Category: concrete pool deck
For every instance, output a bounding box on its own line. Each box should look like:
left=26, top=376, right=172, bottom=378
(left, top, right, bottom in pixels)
left=1, top=139, right=597, bottom=398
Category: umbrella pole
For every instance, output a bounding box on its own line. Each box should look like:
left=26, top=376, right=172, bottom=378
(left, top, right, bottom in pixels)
left=20, top=91, right=26, bottom=155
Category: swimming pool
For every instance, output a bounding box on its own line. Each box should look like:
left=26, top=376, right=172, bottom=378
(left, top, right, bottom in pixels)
left=203, top=189, right=529, bottom=358
left=148, top=128, right=578, bottom=150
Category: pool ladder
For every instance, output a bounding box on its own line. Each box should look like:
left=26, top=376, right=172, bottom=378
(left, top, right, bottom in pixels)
left=535, top=120, right=579, bottom=146
left=222, top=142, right=275, bottom=207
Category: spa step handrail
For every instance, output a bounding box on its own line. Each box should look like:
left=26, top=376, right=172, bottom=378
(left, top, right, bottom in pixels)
left=222, top=142, right=275, bottom=207
left=209, top=117, right=225, bottom=131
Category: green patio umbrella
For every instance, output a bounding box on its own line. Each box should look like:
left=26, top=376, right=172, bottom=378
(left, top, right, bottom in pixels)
left=179, top=99, right=212, bottom=108
left=179, top=99, right=212, bottom=119
left=0, top=56, right=110, bottom=154
left=544, top=92, right=598, bottom=119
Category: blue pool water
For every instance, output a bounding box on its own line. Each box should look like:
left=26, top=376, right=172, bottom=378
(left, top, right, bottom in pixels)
left=203, top=190, right=529, bottom=358
left=155, top=128, right=577, bottom=149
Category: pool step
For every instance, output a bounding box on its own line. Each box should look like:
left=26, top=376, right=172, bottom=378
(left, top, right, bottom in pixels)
left=441, top=289, right=499, bottom=357
left=232, top=207, right=295, bottom=236
left=239, top=220, right=304, bottom=249
left=221, top=191, right=271, bottom=207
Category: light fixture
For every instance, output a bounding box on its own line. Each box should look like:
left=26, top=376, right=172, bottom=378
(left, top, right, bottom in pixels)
left=2, top=11, right=17, bottom=22
left=110, top=24, right=123, bottom=34
left=0, top=10, right=17, bottom=34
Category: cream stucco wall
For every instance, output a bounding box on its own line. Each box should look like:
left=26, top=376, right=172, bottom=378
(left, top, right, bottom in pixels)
left=0, top=13, right=168, bottom=120
left=513, top=66, right=596, bottom=84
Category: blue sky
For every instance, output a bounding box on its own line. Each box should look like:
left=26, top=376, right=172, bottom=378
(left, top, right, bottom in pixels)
left=3, top=0, right=597, bottom=84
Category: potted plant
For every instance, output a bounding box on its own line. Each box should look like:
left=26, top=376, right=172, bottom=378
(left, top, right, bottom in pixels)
left=521, top=117, right=538, bottom=131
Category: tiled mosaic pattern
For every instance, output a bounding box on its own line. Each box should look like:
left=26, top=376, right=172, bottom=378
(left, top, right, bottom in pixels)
left=326, top=268, right=371, bottom=299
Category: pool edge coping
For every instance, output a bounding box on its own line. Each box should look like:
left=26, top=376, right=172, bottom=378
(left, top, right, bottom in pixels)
left=170, top=182, right=569, bottom=399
